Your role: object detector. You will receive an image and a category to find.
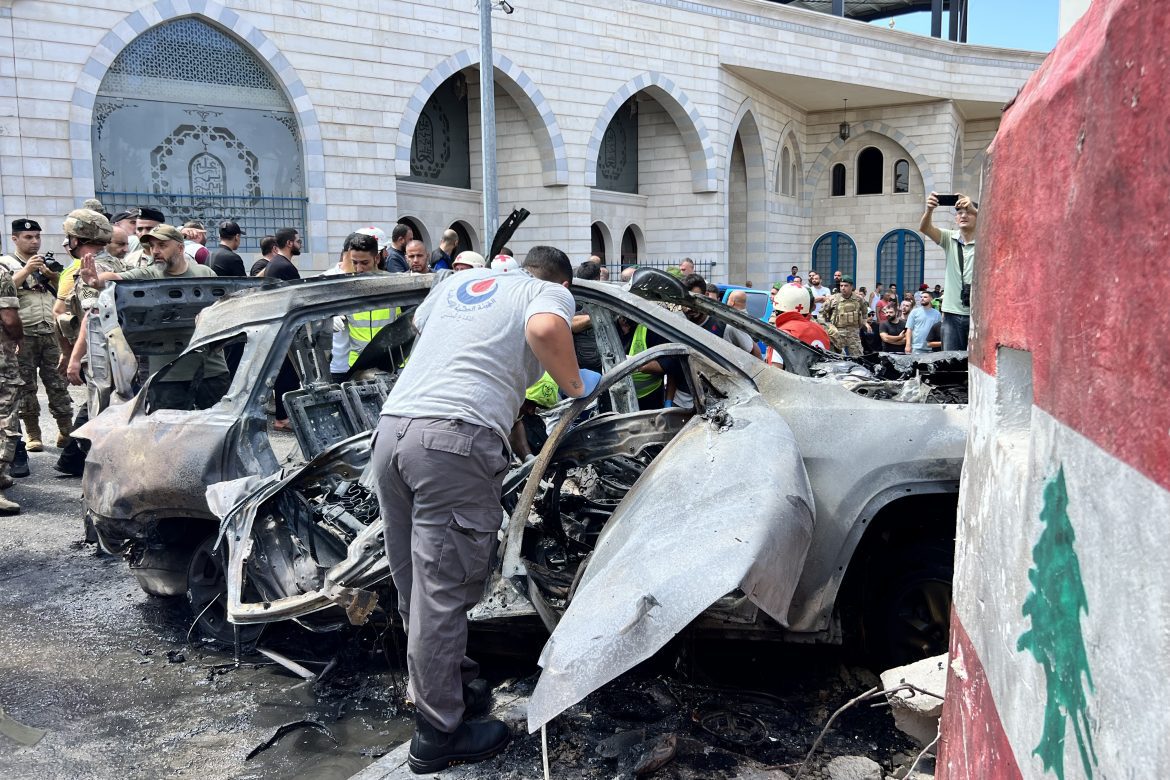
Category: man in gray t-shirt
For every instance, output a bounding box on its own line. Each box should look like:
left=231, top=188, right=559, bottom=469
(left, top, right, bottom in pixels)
left=370, top=246, right=590, bottom=774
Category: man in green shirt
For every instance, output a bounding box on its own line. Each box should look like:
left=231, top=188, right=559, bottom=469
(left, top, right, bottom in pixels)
left=920, top=192, right=976, bottom=351
left=79, top=224, right=229, bottom=410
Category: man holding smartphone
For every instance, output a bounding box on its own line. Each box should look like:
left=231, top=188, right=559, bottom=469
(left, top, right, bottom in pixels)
left=920, top=191, right=976, bottom=350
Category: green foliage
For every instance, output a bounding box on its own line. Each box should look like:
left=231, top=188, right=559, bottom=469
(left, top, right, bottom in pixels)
left=1017, top=467, right=1098, bottom=779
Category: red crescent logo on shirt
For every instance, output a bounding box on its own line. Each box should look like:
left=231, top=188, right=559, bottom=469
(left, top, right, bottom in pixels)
left=454, top=277, right=498, bottom=305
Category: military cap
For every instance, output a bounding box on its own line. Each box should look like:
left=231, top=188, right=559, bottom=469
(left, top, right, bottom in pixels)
left=83, top=198, right=105, bottom=212
left=62, top=209, right=113, bottom=243
left=11, top=219, right=41, bottom=234
left=140, top=224, right=185, bottom=245
left=137, top=207, right=166, bottom=223
left=111, top=209, right=140, bottom=224
left=840, top=274, right=854, bottom=285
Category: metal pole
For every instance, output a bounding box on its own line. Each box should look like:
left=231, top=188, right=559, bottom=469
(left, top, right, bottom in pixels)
left=479, top=0, right=498, bottom=256
left=931, top=0, right=943, bottom=38
left=831, top=0, right=844, bottom=17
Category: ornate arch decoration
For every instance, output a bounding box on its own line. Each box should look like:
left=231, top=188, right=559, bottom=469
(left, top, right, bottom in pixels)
left=395, top=49, right=568, bottom=187
left=69, top=1, right=327, bottom=253
left=586, top=72, right=718, bottom=193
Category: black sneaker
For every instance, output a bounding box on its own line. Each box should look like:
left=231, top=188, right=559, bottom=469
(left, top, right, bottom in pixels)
left=407, top=713, right=510, bottom=775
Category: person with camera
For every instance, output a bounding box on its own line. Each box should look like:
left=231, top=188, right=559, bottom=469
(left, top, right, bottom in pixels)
left=920, top=192, right=976, bottom=351
left=1, top=219, right=74, bottom=453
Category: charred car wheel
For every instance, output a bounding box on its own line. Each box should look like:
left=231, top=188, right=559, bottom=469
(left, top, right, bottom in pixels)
left=865, top=543, right=953, bottom=668
left=186, top=536, right=264, bottom=647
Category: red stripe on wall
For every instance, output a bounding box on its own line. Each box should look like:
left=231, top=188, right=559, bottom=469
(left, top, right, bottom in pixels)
left=938, top=611, right=1023, bottom=780
left=970, top=0, right=1170, bottom=491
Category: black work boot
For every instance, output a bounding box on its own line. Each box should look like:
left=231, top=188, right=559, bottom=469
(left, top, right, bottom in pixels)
left=9, top=439, right=29, bottom=478
left=407, top=712, right=510, bottom=775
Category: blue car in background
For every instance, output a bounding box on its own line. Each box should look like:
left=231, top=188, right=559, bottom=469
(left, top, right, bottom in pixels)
left=718, top=285, right=774, bottom=353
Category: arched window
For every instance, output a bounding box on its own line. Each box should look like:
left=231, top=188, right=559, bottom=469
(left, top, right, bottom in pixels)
left=621, top=226, right=640, bottom=267
left=811, top=232, right=857, bottom=280
left=591, top=222, right=607, bottom=261
left=92, top=18, right=306, bottom=254
left=830, top=163, right=846, bottom=197
left=597, top=97, right=639, bottom=194
left=876, top=229, right=925, bottom=293
left=408, top=73, right=471, bottom=189
left=894, top=159, right=910, bottom=194
left=857, top=147, right=883, bottom=195
left=790, top=158, right=798, bottom=198
left=449, top=221, right=474, bottom=256
left=781, top=147, right=792, bottom=195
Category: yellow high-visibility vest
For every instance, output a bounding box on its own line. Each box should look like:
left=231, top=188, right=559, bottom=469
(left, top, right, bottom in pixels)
left=628, top=325, right=663, bottom=398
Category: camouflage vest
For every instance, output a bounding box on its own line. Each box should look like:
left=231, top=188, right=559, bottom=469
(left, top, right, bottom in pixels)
left=830, top=294, right=865, bottom=328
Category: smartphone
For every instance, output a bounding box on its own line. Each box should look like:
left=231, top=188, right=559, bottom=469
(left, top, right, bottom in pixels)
left=936, top=194, right=959, bottom=207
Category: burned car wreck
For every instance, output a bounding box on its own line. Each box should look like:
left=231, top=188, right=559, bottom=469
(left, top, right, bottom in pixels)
left=78, top=268, right=966, bottom=731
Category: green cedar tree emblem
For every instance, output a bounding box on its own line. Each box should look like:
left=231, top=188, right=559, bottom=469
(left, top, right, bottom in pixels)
left=1017, top=467, right=1098, bottom=779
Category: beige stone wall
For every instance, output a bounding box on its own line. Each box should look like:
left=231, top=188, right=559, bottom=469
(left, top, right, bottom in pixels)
left=0, top=0, right=1043, bottom=278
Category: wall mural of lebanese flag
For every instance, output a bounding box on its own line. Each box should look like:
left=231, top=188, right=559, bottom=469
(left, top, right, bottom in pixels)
left=939, top=0, right=1170, bottom=778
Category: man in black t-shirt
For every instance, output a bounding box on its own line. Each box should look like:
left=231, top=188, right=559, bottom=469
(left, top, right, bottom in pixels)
left=879, top=299, right=909, bottom=352
left=209, top=220, right=247, bottom=276
left=265, top=227, right=302, bottom=281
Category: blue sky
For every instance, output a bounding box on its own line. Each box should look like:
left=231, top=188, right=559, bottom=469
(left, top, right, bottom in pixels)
left=870, top=0, right=1060, bottom=52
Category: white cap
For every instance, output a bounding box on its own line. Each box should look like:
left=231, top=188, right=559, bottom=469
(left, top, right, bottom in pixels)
left=356, top=226, right=389, bottom=251
left=493, top=254, right=520, bottom=272
left=453, top=250, right=486, bottom=269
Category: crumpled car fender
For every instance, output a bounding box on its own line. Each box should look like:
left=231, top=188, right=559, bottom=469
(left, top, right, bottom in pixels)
left=526, top=394, right=815, bottom=733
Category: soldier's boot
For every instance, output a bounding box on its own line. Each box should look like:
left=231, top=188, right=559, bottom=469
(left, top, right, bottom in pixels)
left=0, top=471, right=12, bottom=490
left=55, top=416, right=73, bottom=448
left=22, top=415, right=43, bottom=453
left=0, top=492, right=19, bottom=516
left=10, top=439, right=30, bottom=478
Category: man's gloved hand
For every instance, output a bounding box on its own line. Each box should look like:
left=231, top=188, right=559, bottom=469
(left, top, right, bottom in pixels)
left=578, top=368, right=601, bottom=397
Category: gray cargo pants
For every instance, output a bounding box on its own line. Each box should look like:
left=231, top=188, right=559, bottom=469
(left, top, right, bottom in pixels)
left=371, top=415, right=509, bottom=733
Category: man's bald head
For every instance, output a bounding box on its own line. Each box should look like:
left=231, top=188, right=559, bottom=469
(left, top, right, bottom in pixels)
left=620, top=266, right=636, bottom=282
left=727, top=290, right=748, bottom=311
left=439, top=229, right=458, bottom=251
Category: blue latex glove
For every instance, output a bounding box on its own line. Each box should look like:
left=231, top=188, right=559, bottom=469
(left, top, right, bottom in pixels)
left=664, top=399, right=674, bottom=408
left=578, top=368, right=602, bottom=397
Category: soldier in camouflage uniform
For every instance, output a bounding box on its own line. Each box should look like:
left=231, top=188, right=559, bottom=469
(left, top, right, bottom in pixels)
left=0, top=218, right=74, bottom=451
left=54, top=211, right=125, bottom=475
left=821, top=274, right=871, bottom=356
left=0, top=262, right=24, bottom=513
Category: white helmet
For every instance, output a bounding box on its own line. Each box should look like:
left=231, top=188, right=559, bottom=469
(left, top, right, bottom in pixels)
left=492, top=254, right=520, bottom=272
left=773, top=283, right=813, bottom=315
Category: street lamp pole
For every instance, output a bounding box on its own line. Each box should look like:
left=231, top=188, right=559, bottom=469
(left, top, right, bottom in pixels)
left=479, top=0, right=498, bottom=257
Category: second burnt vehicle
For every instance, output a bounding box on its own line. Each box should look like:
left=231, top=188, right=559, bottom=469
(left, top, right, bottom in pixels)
left=78, top=264, right=966, bottom=726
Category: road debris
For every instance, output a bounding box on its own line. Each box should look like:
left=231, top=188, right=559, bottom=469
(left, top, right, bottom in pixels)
left=245, top=719, right=338, bottom=761
left=0, top=707, right=46, bottom=746
left=879, top=655, right=946, bottom=747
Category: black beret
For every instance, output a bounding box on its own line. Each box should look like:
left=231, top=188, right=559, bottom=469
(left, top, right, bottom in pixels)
left=137, top=207, right=166, bottom=223
left=11, top=219, right=41, bottom=233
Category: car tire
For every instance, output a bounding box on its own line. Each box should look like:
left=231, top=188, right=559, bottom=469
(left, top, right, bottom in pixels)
left=186, top=535, right=264, bottom=648
left=862, top=542, right=953, bottom=668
